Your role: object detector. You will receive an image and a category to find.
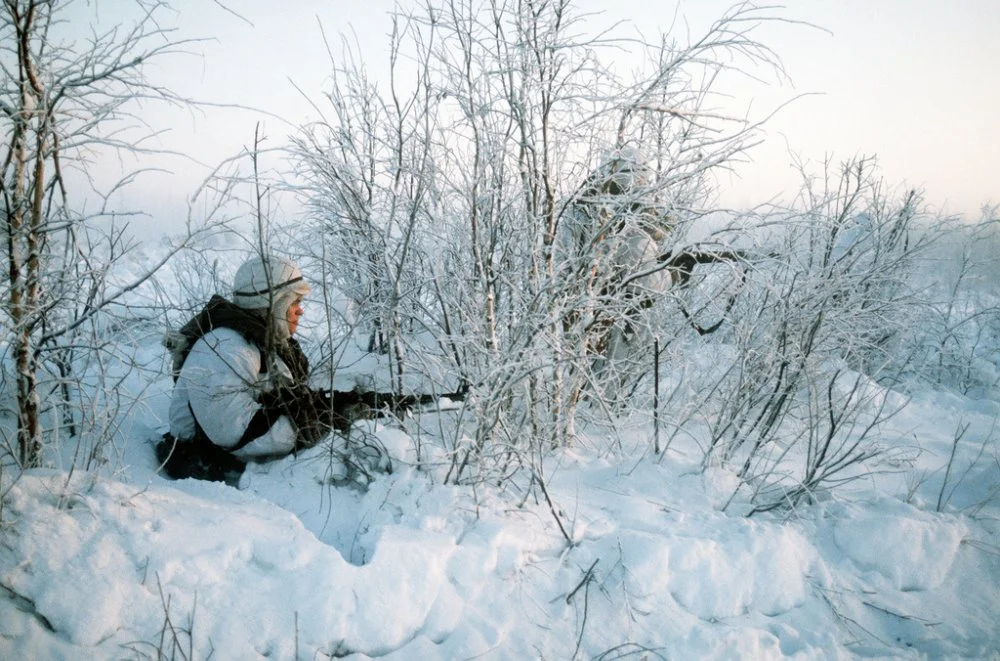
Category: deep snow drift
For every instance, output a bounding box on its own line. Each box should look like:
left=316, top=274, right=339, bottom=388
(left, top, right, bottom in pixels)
left=1, top=332, right=999, bottom=660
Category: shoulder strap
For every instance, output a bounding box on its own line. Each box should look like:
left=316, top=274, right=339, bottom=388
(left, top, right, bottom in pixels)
left=189, top=397, right=280, bottom=455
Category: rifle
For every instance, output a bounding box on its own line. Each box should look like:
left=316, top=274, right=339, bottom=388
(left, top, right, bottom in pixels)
left=317, top=384, right=469, bottom=432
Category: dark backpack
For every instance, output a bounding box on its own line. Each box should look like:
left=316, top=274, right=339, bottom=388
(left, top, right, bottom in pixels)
left=163, top=295, right=271, bottom=381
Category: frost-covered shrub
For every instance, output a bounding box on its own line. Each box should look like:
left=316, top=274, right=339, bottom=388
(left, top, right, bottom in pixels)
left=696, top=158, right=926, bottom=511
left=893, top=210, right=1000, bottom=396
left=290, top=0, right=790, bottom=484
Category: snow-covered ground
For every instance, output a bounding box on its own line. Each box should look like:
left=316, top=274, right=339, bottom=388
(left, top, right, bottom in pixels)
left=1, top=318, right=999, bottom=660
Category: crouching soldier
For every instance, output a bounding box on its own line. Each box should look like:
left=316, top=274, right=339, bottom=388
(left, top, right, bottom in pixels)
left=156, top=255, right=329, bottom=485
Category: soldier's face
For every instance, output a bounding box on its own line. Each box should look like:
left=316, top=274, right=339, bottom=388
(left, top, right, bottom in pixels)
left=286, top=296, right=304, bottom=335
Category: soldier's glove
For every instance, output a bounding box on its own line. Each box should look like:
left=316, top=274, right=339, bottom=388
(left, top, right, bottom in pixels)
left=258, top=385, right=328, bottom=449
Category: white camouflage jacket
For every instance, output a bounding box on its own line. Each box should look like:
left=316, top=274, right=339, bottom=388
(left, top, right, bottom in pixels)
left=168, top=327, right=299, bottom=458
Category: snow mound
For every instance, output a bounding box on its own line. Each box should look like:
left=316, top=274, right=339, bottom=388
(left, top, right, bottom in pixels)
left=1, top=421, right=997, bottom=660
left=0, top=472, right=461, bottom=658
left=668, top=521, right=815, bottom=620
left=832, top=503, right=967, bottom=591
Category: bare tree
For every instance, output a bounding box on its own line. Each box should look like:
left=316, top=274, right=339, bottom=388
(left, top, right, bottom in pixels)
left=289, top=0, right=790, bottom=487
left=0, top=0, right=223, bottom=472
left=293, top=13, right=443, bottom=397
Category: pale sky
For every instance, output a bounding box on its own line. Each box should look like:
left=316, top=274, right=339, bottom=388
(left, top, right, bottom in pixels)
left=84, top=0, right=998, bottom=232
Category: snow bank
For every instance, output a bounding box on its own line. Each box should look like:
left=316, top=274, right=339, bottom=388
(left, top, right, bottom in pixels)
left=1, top=405, right=997, bottom=660
left=0, top=472, right=462, bottom=658
left=669, top=522, right=814, bottom=620
left=832, top=502, right=967, bottom=591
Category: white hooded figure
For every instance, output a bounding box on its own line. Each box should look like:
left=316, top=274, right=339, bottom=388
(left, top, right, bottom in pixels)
left=565, top=147, right=672, bottom=297
left=561, top=148, right=673, bottom=400
left=160, top=255, right=322, bottom=482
